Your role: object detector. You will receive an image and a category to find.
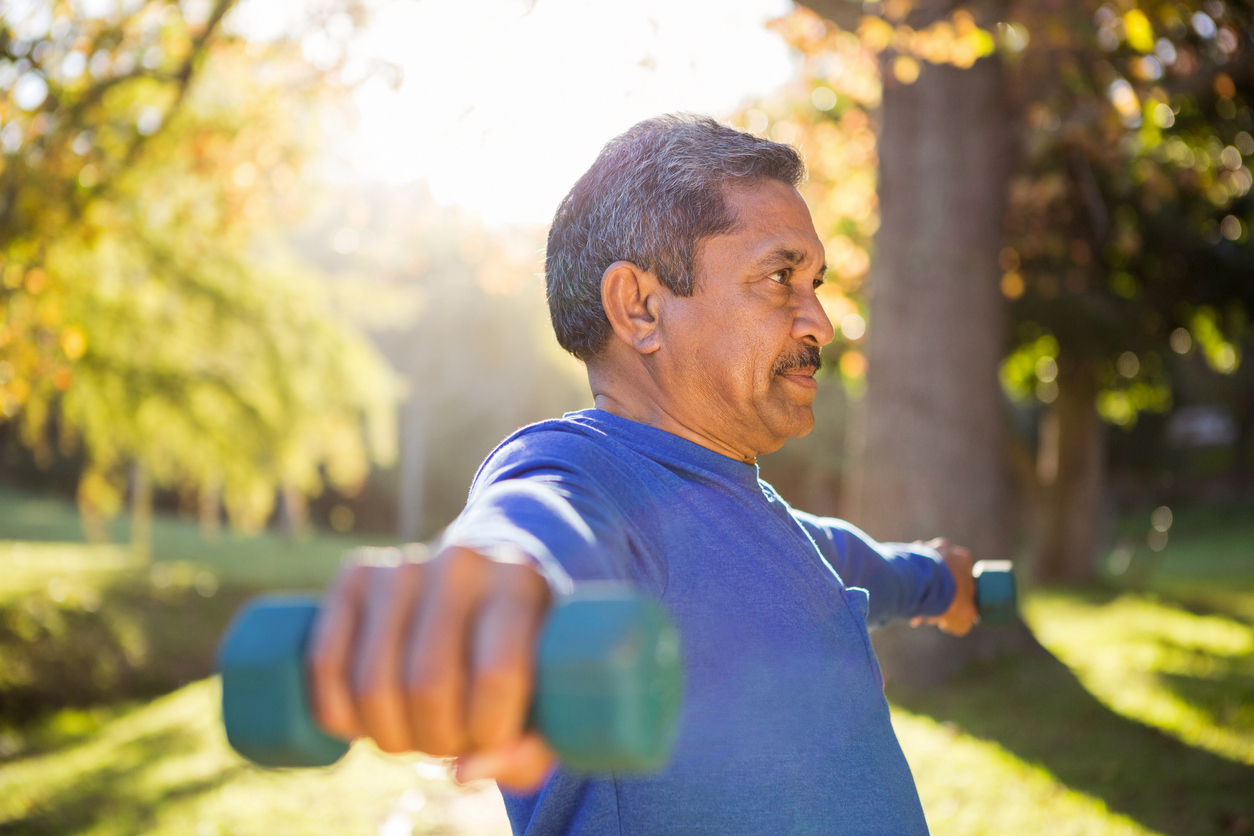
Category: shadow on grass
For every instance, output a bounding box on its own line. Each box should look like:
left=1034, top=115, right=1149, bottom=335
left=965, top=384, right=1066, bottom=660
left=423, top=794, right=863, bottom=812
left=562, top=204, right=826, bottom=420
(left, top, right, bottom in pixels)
left=1152, top=588, right=1254, bottom=628
left=0, top=724, right=246, bottom=835
left=1152, top=631, right=1254, bottom=738
left=0, top=576, right=257, bottom=758
left=889, top=640, right=1254, bottom=836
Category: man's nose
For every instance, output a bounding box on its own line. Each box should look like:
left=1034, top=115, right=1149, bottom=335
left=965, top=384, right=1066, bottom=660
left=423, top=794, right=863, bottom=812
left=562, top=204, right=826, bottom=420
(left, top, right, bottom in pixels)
left=793, top=290, right=836, bottom=347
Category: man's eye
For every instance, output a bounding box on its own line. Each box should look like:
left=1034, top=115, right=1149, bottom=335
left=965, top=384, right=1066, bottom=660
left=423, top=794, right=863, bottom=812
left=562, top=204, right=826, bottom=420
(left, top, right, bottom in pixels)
left=768, top=269, right=790, bottom=285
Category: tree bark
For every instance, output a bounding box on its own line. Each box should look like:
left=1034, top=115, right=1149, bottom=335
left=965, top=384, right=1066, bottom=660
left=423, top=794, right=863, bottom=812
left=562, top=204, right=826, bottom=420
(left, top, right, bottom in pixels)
left=278, top=483, right=311, bottom=542
left=130, top=463, right=153, bottom=563
left=845, top=58, right=1016, bottom=685
left=848, top=58, right=1011, bottom=563
left=1032, top=353, right=1104, bottom=582
left=199, top=478, right=222, bottom=543
left=396, top=395, right=428, bottom=543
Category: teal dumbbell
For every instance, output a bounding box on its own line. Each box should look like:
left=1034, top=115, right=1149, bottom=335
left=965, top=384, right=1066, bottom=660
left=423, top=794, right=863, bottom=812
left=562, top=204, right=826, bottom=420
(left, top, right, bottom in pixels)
left=973, top=560, right=1017, bottom=625
left=216, top=584, right=683, bottom=773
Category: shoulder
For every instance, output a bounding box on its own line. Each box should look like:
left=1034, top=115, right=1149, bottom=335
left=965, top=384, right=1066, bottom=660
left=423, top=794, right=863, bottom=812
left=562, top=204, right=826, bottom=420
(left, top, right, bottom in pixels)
left=766, top=490, right=864, bottom=555
left=470, top=415, right=639, bottom=493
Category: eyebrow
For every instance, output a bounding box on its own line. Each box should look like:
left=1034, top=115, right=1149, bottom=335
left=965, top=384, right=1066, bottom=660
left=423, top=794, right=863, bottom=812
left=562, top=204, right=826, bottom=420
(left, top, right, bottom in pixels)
left=755, top=246, right=828, bottom=281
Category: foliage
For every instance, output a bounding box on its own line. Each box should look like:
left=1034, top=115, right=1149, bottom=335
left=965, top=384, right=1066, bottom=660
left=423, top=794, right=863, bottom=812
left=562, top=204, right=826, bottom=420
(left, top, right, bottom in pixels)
left=735, top=12, right=883, bottom=390
left=0, top=0, right=398, bottom=533
left=772, top=1, right=1254, bottom=438
left=997, top=0, right=1254, bottom=430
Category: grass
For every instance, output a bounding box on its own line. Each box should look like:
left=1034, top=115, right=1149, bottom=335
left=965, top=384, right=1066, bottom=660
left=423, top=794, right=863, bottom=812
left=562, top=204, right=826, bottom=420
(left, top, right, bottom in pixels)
left=0, top=680, right=510, bottom=836
left=0, top=487, right=387, bottom=590
left=0, top=486, right=1252, bottom=835
left=894, top=595, right=1254, bottom=836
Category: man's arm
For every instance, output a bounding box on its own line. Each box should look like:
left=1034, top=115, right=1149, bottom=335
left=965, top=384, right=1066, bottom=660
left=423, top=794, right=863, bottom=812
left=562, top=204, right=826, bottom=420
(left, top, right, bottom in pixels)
left=306, top=440, right=639, bottom=792
left=793, top=512, right=977, bottom=635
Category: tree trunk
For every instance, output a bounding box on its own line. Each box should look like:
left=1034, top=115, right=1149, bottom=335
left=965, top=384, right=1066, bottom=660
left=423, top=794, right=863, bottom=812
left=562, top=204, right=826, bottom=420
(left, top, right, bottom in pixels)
left=1032, top=353, right=1104, bottom=582
left=130, top=463, right=153, bottom=563
left=846, top=58, right=1016, bottom=685
left=278, top=483, right=311, bottom=542
left=396, top=395, right=428, bottom=542
left=199, top=478, right=222, bottom=543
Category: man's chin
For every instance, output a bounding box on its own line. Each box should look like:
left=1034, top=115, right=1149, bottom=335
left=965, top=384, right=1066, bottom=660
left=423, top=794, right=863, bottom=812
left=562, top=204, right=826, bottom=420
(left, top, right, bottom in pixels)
left=789, top=408, right=817, bottom=438
left=763, top=400, right=816, bottom=442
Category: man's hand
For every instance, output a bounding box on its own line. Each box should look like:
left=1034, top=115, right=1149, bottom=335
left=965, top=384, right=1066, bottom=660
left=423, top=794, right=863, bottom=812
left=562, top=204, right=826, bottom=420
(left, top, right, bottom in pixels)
left=909, top=538, right=978, bottom=636
left=304, top=545, right=557, bottom=791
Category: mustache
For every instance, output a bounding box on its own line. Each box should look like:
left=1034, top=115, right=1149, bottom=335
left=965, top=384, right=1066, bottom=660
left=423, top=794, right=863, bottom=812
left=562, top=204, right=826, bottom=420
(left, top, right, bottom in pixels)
left=771, top=344, right=823, bottom=377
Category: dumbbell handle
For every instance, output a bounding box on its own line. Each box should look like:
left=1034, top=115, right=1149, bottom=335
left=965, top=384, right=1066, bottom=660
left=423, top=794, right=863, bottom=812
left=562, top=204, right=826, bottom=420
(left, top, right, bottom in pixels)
left=973, top=560, right=1017, bottom=625
left=216, top=585, right=682, bottom=772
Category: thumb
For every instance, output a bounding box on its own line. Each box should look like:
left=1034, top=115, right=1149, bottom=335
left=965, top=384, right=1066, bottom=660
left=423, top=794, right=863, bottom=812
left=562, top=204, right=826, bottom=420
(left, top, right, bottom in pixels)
left=454, top=732, right=557, bottom=793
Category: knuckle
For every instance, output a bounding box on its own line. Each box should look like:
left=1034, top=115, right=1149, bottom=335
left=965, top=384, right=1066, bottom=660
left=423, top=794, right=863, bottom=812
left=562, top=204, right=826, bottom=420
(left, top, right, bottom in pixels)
left=375, top=739, right=407, bottom=755
left=404, top=680, right=463, bottom=753
left=351, top=679, right=387, bottom=710
left=397, top=559, right=426, bottom=585
left=353, top=668, right=401, bottom=709
left=307, top=651, right=340, bottom=685
left=474, top=665, right=529, bottom=705
left=503, top=562, right=551, bottom=599
left=436, top=546, right=488, bottom=584
left=403, top=676, right=448, bottom=716
left=421, top=730, right=461, bottom=757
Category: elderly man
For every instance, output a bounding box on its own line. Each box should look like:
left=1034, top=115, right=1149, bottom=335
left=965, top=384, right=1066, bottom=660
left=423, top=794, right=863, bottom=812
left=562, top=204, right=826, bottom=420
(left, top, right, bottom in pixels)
left=307, top=114, right=978, bottom=835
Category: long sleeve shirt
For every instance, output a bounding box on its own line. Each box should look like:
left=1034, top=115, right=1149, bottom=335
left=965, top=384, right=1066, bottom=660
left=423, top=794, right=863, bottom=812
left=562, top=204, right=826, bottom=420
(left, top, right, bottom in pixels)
left=443, top=409, right=954, bottom=836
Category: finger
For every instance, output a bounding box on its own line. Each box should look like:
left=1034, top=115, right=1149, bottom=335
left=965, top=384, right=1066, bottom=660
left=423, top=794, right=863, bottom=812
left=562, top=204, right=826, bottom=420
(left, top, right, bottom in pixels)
left=926, top=537, right=949, bottom=553
left=455, top=732, right=558, bottom=793
left=404, top=546, right=489, bottom=756
left=306, top=560, right=370, bottom=740
left=466, top=563, right=551, bottom=753
left=351, top=560, right=425, bottom=753
left=909, top=616, right=923, bottom=627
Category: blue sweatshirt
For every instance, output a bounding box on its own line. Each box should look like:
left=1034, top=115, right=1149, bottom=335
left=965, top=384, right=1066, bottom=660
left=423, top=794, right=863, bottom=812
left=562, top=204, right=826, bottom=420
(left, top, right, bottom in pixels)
left=445, top=409, right=954, bottom=836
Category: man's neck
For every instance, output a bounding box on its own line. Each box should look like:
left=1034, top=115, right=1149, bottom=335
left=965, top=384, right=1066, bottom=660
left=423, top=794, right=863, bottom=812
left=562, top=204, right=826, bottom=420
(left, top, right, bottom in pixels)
left=589, top=385, right=759, bottom=465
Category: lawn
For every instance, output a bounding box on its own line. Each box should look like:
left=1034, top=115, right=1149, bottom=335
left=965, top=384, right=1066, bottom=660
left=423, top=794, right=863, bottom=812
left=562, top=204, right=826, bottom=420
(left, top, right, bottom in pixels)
left=0, top=487, right=1251, bottom=835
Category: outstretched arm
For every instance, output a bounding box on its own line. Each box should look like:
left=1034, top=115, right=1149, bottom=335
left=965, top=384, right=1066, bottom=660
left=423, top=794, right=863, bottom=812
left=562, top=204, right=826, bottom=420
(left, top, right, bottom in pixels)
left=794, top=512, right=976, bottom=635
left=307, top=437, right=644, bottom=793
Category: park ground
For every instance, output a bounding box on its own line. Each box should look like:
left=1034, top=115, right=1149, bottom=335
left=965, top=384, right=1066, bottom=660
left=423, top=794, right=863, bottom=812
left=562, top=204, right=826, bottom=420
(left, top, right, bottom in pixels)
left=0, top=488, right=1250, bottom=836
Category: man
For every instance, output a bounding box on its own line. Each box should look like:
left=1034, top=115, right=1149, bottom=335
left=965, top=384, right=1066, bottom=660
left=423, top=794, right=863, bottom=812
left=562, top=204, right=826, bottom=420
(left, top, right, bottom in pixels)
left=306, top=114, right=978, bottom=835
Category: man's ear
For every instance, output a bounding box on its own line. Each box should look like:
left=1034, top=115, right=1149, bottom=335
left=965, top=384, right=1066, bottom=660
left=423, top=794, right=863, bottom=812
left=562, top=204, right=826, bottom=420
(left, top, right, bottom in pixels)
left=601, top=260, right=664, bottom=355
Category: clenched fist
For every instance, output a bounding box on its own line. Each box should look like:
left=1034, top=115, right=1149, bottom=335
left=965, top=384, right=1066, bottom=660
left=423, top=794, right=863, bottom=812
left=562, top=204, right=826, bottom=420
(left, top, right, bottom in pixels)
left=304, top=544, right=557, bottom=790
left=909, top=538, right=978, bottom=636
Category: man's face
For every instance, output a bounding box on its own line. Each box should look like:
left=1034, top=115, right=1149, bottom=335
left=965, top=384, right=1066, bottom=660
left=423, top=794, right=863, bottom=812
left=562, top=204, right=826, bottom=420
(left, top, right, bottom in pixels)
left=656, top=179, right=835, bottom=458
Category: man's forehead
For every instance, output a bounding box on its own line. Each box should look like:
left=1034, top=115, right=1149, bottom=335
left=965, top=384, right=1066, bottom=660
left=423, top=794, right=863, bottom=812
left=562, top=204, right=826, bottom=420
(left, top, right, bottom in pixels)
left=721, top=184, right=824, bottom=262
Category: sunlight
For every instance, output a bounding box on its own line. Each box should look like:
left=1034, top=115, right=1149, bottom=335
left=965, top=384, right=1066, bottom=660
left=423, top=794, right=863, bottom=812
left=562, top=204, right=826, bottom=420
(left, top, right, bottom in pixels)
left=343, top=0, right=796, bottom=224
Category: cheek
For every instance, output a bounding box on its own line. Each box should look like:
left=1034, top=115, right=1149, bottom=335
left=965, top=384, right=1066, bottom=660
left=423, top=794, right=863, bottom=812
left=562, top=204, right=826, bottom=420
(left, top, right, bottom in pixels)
left=667, top=295, right=784, bottom=393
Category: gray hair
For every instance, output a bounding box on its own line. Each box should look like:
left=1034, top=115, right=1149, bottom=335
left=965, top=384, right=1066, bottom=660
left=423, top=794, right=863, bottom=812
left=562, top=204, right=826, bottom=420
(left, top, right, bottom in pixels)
left=544, top=114, right=806, bottom=360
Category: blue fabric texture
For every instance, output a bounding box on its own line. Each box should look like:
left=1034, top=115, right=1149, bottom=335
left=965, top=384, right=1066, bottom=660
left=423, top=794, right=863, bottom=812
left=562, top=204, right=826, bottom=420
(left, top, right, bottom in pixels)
left=444, top=409, right=955, bottom=836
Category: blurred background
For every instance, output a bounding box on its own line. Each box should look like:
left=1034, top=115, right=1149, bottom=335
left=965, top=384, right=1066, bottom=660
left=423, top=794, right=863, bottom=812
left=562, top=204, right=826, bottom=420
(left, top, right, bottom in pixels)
left=0, top=0, right=1251, bottom=833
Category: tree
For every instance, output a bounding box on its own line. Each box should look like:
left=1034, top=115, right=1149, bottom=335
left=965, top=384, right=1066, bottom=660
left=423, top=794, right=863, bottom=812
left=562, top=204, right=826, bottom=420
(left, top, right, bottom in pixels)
left=0, top=0, right=398, bottom=548
left=995, top=0, right=1254, bottom=580
left=779, top=1, right=1254, bottom=593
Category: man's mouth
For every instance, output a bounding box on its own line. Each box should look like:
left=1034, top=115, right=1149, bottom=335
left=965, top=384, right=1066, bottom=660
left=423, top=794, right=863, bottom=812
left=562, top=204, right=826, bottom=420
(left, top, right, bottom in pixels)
left=771, top=345, right=823, bottom=379
left=778, top=368, right=818, bottom=391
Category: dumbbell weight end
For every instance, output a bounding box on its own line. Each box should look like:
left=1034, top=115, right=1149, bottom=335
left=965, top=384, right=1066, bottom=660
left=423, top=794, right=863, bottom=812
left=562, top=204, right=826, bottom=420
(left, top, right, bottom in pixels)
left=217, top=595, right=350, bottom=768
left=973, top=560, right=1018, bottom=626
